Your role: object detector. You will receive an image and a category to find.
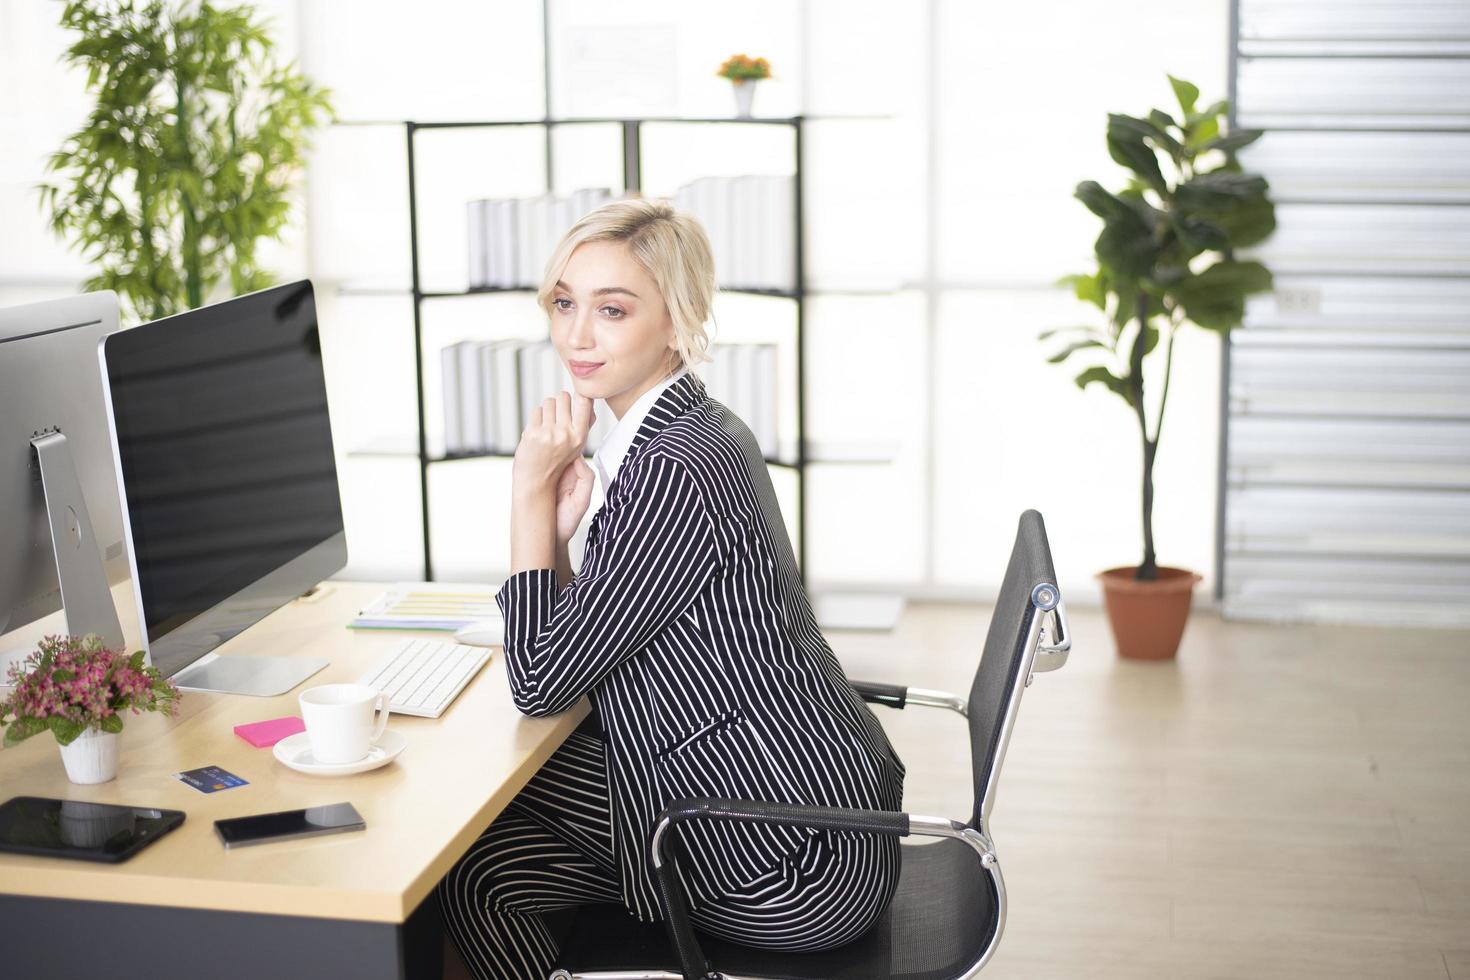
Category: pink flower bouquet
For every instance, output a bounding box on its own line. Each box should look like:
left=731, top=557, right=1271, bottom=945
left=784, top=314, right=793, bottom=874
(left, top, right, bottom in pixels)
left=0, top=633, right=180, bottom=747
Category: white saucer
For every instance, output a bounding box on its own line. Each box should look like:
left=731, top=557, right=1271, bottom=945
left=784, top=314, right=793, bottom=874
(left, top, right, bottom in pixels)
left=273, top=729, right=407, bottom=776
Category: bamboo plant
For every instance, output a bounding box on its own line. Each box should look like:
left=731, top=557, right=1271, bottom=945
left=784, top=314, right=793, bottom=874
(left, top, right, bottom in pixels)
left=1043, top=75, right=1277, bottom=581
left=39, top=0, right=333, bottom=323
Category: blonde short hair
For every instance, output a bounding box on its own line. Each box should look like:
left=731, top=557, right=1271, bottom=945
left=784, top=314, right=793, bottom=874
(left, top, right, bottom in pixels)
left=537, top=197, right=716, bottom=370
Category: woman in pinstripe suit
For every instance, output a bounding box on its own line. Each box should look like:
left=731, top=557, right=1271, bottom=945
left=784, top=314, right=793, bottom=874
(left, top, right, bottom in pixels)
left=437, top=198, right=905, bottom=980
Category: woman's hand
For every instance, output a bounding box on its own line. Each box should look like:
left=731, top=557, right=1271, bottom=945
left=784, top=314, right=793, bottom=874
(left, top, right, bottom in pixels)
left=554, top=457, right=595, bottom=545
left=513, top=389, right=595, bottom=507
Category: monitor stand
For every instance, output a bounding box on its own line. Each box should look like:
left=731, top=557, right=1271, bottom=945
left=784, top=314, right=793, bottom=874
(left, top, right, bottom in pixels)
left=32, top=432, right=124, bottom=651
left=172, top=651, right=329, bottom=697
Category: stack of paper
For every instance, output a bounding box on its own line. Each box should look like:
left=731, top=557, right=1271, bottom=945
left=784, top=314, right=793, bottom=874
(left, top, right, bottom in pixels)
left=350, top=583, right=505, bottom=632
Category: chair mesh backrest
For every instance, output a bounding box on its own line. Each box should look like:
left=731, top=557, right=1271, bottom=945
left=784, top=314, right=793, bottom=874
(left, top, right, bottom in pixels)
left=967, top=510, right=1058, bottom=830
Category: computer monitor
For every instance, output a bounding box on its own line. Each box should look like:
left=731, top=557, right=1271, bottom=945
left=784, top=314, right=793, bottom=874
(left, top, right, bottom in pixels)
left=0, top=292, right=129, bottom=653
left=98, top=280, right=346, bottom=696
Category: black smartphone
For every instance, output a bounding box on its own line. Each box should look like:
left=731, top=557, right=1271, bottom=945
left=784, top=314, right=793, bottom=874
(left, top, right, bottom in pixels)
left=0, top=796, right=186, bottom=864
left=214, top=802, right=365, bottom=849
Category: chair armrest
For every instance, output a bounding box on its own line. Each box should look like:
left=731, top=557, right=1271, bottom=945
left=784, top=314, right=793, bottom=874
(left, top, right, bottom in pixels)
left=848, top=679, right=908, bottom=709
left=648, top=799, right=973, bottom=980
left=1030, top=604, right=1071, bottom=676
left=849, top=680, right=969, bottom=716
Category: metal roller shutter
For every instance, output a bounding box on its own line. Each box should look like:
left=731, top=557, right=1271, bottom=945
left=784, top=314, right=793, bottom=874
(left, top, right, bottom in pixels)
left=1220, top=0, right=1470, bottom=625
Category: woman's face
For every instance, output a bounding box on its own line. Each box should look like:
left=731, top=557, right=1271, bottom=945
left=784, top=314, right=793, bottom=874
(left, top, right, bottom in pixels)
left=549, top=240, right=680, bottom=419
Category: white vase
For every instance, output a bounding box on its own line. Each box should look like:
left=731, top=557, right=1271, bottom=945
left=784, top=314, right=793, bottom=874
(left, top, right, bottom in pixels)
left=732, top=78, right=758, bottom=118
left=58, top=727, right=119, bottom=784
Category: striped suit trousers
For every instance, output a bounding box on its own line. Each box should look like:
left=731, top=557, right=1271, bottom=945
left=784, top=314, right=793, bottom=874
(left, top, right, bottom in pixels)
left=436, top=718, right=900, bottom=980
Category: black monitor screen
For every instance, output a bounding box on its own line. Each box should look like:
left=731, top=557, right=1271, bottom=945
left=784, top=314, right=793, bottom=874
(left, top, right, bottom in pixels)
left=102, top=282, right=344, bottom=647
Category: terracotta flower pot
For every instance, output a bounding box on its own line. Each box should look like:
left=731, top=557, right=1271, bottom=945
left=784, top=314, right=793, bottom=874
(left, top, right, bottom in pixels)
left=1096, top=565, right=1202, bottom=661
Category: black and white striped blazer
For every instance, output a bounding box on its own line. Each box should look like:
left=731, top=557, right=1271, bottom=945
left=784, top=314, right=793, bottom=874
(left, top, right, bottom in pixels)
left=495, top=371, right=906, bottom=921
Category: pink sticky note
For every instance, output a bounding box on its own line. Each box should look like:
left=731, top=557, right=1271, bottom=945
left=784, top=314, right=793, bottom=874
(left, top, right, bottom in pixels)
left=233, top=716, right=306, bottom=748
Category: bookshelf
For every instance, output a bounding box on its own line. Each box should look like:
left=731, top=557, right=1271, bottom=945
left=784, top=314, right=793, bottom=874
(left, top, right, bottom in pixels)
left=332, top=2, right=899, bottom=619
left=353, top=113, right=820, bottom=583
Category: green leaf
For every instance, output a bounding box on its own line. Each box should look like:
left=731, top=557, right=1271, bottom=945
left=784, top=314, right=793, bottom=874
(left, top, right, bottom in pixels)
left=1047, top=339, right=1107, bottom=363
left=1057, top=272, right=1108, bottom=310
left=1096, top=206, right=1162, bottom=280
left=1149, top=109, right=1178, bottom=131
left=1142, top=120, right=1185, bottom=166
left=1201, top=129, right=1263, bottom=155
left=1168, top=75, right=1199, bottom=116
left=129, top=650, right=146, bottom=671
left=1074, top=365, right=1134, bottom=406
left=1151, top=262, right=1191, bottom=288
left=1170, top=260, right=1273, bottom=331
left=100, top=714, right=124, bottom=734
left=1106, top=114, right=1166, bottom=191
left=52, top=669, right=75, bottom=682
left=1196, top=99, right=1230, bottom=121
left=1075, top=180, right=1128, bottom=221
left=1175, top=171, right=1268, bottom=211
left=1038, top=324, right=1103, bottom=341
left=1210, top=192, right=1277, bottom=248
left=3, top=716, right=46, bottom=746
left=1201, top=259, right=1273, bottom=293
left=1185, top=114, right=1221, bottom=149
left=1174, top=215, right=1231, bottom=254
left=48, top=715, right=85, bottom=746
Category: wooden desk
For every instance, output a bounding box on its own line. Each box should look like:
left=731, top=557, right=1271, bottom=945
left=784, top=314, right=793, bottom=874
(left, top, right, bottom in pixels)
left=0, top=580, right=586, bottom=979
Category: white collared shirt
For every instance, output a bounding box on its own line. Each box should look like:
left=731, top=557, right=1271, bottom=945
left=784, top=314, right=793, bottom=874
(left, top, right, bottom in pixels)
left=593, top=366, right=690, bottom=493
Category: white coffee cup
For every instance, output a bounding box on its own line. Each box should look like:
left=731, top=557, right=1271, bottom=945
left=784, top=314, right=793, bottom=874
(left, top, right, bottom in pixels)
left=299, top=683, right=390, bottom=765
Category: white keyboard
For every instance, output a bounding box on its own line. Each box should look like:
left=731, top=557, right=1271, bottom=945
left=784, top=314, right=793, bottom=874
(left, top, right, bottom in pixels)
left=357, top=637, right=493, bottom=718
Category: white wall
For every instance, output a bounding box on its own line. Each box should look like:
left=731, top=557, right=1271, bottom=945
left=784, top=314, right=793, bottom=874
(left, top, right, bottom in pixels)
left=2, top=0, right=1232, bottom=604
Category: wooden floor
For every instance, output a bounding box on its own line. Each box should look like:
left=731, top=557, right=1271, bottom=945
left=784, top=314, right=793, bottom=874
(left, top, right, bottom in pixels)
left=828, top=601, right=1470, bottom=980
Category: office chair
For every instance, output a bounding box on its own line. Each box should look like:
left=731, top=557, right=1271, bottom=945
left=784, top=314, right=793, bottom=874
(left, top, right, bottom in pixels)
left=551, top=509, right=1070, bottom=980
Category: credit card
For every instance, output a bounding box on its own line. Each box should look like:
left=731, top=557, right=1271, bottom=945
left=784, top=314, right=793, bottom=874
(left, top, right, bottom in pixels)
left=175, top=765, right=249, bottom=793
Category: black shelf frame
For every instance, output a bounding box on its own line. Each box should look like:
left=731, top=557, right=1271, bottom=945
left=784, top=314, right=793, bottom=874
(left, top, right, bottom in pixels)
left=400, top=113, right=810, bottom=581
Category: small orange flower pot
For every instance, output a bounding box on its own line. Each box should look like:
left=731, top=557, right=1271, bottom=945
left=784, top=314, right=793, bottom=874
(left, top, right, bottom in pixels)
left=1096, top=565, right=1202, bottom=660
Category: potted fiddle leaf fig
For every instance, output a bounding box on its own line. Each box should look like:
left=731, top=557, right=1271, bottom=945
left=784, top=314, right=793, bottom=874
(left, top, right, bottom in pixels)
left=1042, top=75, right=1276, bottom=660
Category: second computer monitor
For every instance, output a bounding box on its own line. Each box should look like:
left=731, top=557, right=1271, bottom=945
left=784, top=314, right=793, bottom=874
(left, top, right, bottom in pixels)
left=99, top=280, right=346, bottom=695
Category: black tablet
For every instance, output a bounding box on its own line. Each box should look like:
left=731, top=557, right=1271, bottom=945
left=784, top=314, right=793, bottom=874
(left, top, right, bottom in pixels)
left=0, top=796, right=186, bottom=864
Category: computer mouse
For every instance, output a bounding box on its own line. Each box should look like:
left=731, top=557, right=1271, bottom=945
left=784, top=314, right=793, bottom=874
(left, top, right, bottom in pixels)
left=453, top=618, right=504, bottom=647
